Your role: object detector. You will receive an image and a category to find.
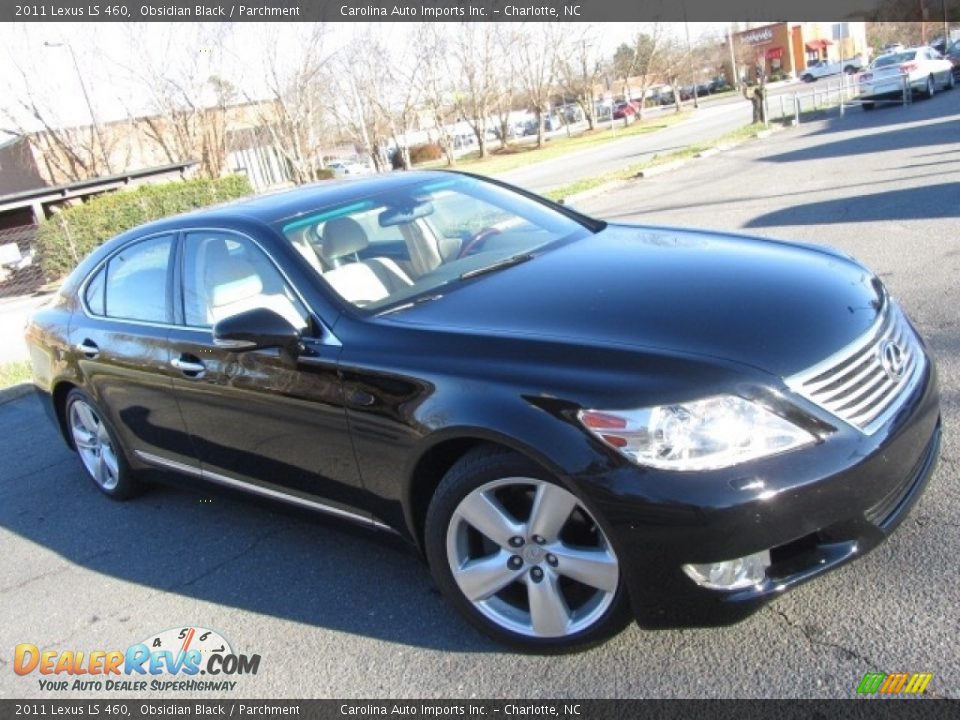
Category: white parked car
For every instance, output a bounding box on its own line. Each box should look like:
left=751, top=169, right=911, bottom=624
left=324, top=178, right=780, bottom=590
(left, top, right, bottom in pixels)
left=859, top=46, right=955, bottom=110
left=800, top=55, right=866, bottom=82
left=327, top=160, right=371, bottom=177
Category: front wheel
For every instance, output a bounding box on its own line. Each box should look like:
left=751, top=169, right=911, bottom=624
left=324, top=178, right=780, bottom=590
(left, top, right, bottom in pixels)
left=66, top=389, right=142, bottom=499
left=862, top=101, right=875, bottom=111
left=925, top=75, right=936, bottom=98
left=948, top=73, right=956, bottom=91
left=425, top=447, right=631, bottom=653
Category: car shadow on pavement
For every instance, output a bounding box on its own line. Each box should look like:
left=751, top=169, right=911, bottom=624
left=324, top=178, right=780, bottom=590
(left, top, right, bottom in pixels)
left=763, top=116, right=960, bottom=164
left=745, top=183, right=960, bottom=227
left=0, top=393, right=500, bottom=653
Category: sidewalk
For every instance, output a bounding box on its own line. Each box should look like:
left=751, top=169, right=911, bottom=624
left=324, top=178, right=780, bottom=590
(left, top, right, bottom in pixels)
left=0, top=293, right=50, bottom=364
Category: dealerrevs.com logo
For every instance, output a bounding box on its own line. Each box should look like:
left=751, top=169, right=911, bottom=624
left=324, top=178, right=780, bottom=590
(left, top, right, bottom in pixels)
left=14, top=626, right=261, bottom=693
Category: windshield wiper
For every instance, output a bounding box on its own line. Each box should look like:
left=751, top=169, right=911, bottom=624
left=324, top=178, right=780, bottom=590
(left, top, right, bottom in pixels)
left=376, top=293, right=443, bottom=316
left=459, top=253, right=534, bottom=280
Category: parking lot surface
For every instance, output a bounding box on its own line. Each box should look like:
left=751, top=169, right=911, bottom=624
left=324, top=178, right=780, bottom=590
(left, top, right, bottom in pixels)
left=1, top=91, right=958, bottom=699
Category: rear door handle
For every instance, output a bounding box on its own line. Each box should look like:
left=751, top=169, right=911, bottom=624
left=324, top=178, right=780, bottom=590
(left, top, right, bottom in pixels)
left=171, top=356, right=206, bottom=379
left=76, top=339, right=99, bottom=359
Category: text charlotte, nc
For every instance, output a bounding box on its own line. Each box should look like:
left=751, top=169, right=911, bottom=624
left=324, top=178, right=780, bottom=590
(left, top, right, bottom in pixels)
left=340, top=4, right=582, bottom=17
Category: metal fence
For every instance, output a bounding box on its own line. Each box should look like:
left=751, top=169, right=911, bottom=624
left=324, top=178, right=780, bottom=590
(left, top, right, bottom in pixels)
left=764, top=73, right=913, bottom=124
left=0, top=225, right=46, bottom=299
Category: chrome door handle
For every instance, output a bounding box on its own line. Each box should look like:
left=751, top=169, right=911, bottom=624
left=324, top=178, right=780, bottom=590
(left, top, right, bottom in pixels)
left=76, top=339, right=99, bottom=359
left=171, top=357, right=206, bottom=378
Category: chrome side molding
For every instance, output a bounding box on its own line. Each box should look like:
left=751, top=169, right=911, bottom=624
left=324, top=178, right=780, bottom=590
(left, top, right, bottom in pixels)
left=133, top=449, right=391, bottom=531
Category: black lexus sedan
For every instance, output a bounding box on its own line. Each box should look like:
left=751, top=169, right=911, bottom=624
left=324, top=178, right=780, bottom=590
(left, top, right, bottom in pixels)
left=25, top=171, right=940, bottom=652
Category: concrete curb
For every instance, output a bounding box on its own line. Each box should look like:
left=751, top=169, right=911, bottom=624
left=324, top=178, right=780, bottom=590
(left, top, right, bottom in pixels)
left=0, top=382, right=34, bottom=406
left=562, top=179, right=635, bottom=206
left=636, top=158, right=694, bottom=178
left=556, top=123, right=788, bottom=204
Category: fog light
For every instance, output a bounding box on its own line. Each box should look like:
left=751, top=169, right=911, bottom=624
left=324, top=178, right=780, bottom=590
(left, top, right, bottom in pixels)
left=683, top=550, right=771, bottom=590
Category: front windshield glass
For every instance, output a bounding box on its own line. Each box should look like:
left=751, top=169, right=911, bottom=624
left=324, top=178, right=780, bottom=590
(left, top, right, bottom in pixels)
left=276, top=175, right=593, bottom=312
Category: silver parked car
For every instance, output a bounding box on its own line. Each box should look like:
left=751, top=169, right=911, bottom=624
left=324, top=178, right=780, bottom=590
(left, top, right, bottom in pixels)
left=859, top=46, right=955, bottom=109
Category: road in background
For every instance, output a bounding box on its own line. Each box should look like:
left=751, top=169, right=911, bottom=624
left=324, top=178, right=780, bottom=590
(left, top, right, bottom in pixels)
left=1, top=90, right=958, bottom=700
left=498, top=100, right=753, bottom=192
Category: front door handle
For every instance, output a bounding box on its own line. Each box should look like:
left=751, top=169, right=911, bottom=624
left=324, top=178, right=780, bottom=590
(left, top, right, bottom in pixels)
left=171, top=356, right=206, bottom=379
left=76, top=339, right=99, bottom=359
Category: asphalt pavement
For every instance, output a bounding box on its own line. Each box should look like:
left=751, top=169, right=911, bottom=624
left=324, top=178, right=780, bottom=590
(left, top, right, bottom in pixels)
left=1, top=89, right=958, bottom=699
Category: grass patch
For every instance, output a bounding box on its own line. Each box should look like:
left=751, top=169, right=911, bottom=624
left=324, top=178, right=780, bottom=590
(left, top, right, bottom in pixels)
left=417, top=110, right=692, bottom=177
left=0, top=360, right=31, bottom=389
left=544, top=123, right=772, bottom=202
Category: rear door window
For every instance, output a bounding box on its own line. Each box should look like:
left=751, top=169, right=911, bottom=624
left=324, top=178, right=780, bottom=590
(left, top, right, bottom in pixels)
left=103, top=234, right=174, bottom=323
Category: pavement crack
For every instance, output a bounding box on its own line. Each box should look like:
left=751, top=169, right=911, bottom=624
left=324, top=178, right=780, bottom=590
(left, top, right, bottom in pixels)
left=0, top=549, right=111, bottom=596
left=171, top=528, right=281, bottom=591
left=770, top=607, right=881, bottom=667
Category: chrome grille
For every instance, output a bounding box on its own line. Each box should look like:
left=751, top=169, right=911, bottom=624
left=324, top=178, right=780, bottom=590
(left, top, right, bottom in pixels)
left=786, top=303, right=925, bottom=434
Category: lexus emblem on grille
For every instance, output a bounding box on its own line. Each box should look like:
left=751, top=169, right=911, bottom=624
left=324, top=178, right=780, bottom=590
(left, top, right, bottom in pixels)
left=879, top=340, right=906, bottom=381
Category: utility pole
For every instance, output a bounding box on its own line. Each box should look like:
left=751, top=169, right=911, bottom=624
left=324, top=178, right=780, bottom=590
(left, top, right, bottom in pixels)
left=945, top=0, right=951, bottom=46
left=44, top=41, right=113, bottom=175
left=683, top=1, right=698, bottom=108
left=727, top=24, right=738, bottom=90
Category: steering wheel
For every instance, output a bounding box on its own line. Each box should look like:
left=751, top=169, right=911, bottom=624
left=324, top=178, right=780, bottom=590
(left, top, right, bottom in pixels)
left=457, top=227, right=501, bottom=259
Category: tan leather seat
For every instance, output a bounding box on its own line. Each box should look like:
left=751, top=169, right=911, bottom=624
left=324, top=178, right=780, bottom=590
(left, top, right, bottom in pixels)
left=321, top=217, right=413, bottom=305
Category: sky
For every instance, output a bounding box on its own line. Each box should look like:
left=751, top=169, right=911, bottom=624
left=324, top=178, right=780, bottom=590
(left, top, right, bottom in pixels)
left=0, top=21, right=728, bottom=142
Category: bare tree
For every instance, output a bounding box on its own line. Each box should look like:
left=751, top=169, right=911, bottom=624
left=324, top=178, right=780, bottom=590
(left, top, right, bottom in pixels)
left=453, top=23, right=500, bottom=159
left=516, top=24, right=562, bottom=149
left=491, top=25, right=521, bottom=150
left=116, top=23, right=235, bottom=179
left=631, top=23, right=679, bottom=119
left=0, top=29, right=125, bottom=183
left=254, top=24, right=338, bottom=184
left=415, top=24, right=457, bottom=166
left=330, top=38, right=392, bottom=173
left=611, top=43, right=637, bottom=101
left=558, top=25, right=605, bottom=131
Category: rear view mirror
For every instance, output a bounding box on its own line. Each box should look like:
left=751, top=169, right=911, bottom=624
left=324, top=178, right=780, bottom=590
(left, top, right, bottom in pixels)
left=213, top=308, right=301, bottom=352
left=379, top=201, right=434, bottom=227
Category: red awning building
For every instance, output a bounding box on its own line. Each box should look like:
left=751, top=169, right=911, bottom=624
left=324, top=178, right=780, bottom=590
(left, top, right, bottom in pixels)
left=728, top=22, right=867, bottom=84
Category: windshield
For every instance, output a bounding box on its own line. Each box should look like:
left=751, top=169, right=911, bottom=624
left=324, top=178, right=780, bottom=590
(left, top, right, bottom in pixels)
left=873, top=51, right=916, bottom=68
left=276, top=175, right=594, bottom=312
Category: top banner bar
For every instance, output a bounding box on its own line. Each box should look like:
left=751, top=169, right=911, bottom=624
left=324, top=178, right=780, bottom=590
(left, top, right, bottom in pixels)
left=4, top=0, right=957, bottom=23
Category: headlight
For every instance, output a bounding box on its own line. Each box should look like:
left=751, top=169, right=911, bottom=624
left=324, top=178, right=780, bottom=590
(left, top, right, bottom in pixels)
left=578, top=395, right=815, bottom=471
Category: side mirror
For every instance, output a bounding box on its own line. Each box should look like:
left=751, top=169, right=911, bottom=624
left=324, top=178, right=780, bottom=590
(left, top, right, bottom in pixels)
left=213, top=307, right=301, bottom=352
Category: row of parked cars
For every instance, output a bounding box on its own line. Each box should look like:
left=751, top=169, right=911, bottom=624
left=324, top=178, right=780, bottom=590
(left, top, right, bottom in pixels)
left=611, top=79, right=733, bottom=120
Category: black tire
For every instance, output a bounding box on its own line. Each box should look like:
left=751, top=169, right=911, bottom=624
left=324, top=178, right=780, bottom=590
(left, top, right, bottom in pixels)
left=801, top=74, right=814, bottom=83
left=862, top=102, right=875, bottom=111
left=925, top=75, right=935, bottom=98
left=424, top=445, right=632, bottom=653
left=844, top=65, right=856, bottom=75
left=948, top=74, right=956, bottom=91
left=65, top=389, right=143, bottom=500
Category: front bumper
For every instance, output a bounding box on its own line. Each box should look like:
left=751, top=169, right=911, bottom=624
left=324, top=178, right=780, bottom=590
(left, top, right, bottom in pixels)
left=579, top=358, right=941, bottom=629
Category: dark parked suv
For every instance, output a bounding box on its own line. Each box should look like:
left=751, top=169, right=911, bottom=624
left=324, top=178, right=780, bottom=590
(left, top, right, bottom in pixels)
left=26, top=172, right=940, bottom=652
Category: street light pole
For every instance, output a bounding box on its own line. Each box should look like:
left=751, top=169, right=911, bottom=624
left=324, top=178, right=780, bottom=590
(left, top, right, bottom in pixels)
left=44, top=40, right=113, bottom=175
left=682, top=2, right=699, bottom=109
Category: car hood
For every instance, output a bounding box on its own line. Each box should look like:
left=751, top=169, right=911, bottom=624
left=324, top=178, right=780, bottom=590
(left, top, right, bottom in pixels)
left=386, top=224, right=884, bottom=378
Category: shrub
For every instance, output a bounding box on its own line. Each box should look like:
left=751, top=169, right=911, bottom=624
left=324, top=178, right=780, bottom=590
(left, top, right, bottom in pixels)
left=35, top=174, right=253, bottom=279
left=409, top=143, right=443, bottom=165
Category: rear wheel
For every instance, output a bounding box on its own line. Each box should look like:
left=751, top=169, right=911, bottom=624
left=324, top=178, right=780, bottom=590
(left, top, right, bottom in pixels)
left=862, top=101, right=875, bottom=111
left=66, top=389, right=142, bottom=500
left=425, top=447, right=630, bottom=653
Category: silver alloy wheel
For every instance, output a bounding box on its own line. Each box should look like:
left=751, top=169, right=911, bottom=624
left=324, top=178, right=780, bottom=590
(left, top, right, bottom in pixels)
left=927, top=76, right=935, bottom=96
left=69, top=399, right=120, bottom=491
left=445, top=477, right=619, bottom=638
